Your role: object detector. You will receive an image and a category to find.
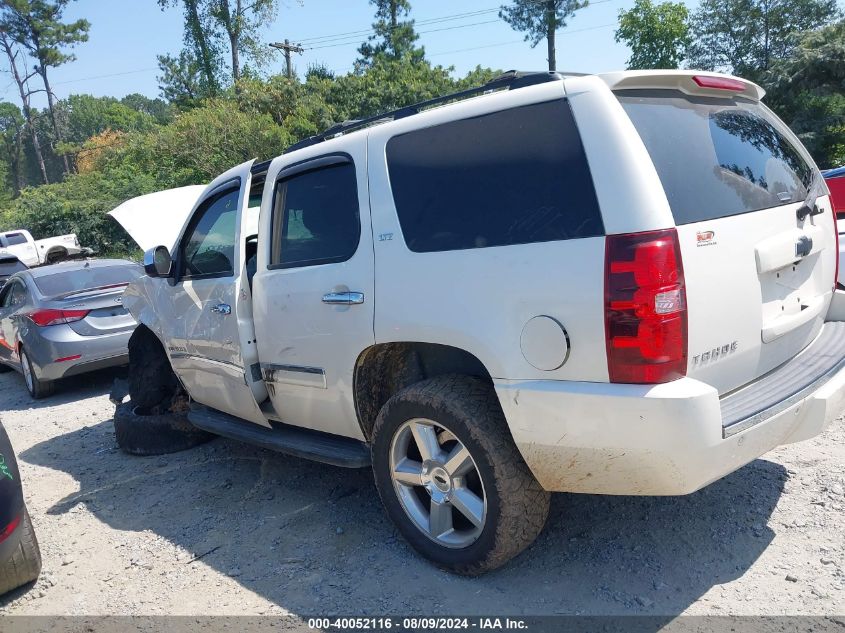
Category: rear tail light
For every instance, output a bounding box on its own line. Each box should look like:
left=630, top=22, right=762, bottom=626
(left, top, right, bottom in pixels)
left=692, top=75, right=746, bottom=91
left=0, top=513, right=21, bottom=544
left=26, top=309, right=89, bottom=327
left=605, top=228, right=688, bottom=383
left=833, top=205, right=841, bottom=290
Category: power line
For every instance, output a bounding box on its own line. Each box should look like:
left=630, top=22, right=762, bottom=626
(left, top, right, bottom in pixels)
left=295, top=0, right=619, bottom=49
left=428, top=22, right=617, bottom=57
left=305, top=19, right=504, bottom=51
left=53, top=67, right=159, bottom=86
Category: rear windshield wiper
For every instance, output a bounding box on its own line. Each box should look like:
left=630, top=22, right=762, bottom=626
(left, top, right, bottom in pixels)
left=796, top=171, right=828, bottom=221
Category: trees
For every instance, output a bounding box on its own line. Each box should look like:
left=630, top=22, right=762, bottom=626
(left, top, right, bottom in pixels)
left=158, top=0, right=222, bottom=96
left=1, top=0, right=90, bottom=176
left=0, top=31, right=48, bottom=185
left=763, top=20, right=845, bottom=167
left=686, top=0, right=840, bottom=79
left=499, top=0, right=588, bottom=71
left=159, top=0, right=280, bottom=91
left=208, top=0, right=279, bottom=84
left=0, top=102, right=25, bottom=196
left=357, top=0, right=424, bottom=68
left=615, top=0, right=690, bottom=69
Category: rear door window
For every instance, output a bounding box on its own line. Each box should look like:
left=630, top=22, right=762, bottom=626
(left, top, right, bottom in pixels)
left=617, top=90, right=814, bottom=225
left=385, top=99, right=603, bottom=253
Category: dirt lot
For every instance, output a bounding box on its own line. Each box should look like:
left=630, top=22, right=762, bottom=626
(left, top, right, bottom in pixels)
left=0, top=368, right=843, bottom=618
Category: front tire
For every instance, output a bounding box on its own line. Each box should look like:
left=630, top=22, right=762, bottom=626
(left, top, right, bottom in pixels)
left=20, top=348, right=54, bottom=400
left=0, top=509, right=42, bottom=596
left=371, top=375, right=550, bottom=575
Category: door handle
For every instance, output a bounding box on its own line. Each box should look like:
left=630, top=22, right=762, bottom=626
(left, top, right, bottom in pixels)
left=210, top=303, right=231, bottom=315
left=322, top=291, right=364, bottom=305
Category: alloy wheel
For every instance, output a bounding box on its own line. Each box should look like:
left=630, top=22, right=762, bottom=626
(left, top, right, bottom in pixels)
left=389, top=418, right=487, bottom=548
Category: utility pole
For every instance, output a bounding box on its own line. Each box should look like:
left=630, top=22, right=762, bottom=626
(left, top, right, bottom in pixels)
left=269, top=39, right=304, bottom=80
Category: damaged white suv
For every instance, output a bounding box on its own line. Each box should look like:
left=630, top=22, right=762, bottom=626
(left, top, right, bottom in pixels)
left=112, top=70, right=845, bottom=574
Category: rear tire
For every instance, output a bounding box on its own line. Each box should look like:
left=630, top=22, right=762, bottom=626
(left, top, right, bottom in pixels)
left=371, top=375, right=550, bottom=575
left=114, top=401, right=213, bottom=456
left=20, top=348, right=54, bottom=400
left=0, top=509, right=42, bottom=596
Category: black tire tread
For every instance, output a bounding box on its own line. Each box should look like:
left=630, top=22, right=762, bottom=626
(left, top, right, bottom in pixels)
left=372, top=374, right=550, bottom=575
left=114, top=401, right=213, bottom=456
left=21, top=350, right=54, bottom=400
left=0, top=509, right=42, bottom=596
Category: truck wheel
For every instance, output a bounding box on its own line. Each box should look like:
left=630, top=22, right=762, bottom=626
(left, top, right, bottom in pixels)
left=20, top=348, right=54, bottom=400
left=113, top=401, right=213, bottom=456
left=127, top=327, right=179, bottom=410
left=371, top=375, right=550, bottom=575
left=0, top=509, right=42, bottom=596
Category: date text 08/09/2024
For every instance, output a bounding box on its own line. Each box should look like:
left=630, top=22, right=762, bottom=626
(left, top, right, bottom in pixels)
left=307, top=618, right=529, bottom=630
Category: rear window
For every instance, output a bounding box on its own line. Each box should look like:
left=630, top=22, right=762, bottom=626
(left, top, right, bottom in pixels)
left=0, top=259, right=26, bottom=277
left=386, top=99, right=603, bottom=253
left=4, top=233, right=27, bottom=246
left=617, top=90, right=814, bottom=225
left=33, top=264, right=142, bottom=297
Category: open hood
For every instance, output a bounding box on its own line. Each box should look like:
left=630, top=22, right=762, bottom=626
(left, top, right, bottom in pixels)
left=109, top=185, right=206, bottom=252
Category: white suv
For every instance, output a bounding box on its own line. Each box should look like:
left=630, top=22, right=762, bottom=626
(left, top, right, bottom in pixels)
left=112, top=70, right=845, bottom=574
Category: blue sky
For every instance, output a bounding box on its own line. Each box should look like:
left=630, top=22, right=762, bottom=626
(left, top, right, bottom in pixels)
left=5, top=0, right=698, bottom=107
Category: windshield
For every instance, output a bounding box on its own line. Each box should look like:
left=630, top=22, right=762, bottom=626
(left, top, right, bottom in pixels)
left=617, top=90, right=814, bottom=225
left=33, top=264, right=142, bottom=297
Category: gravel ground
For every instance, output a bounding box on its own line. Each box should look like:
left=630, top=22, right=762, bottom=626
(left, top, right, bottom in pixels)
left=0, top=367, right=843, bottom=618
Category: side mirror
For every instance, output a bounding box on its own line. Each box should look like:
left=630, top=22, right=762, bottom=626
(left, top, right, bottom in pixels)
left=143, top=245, right=173, bottom=278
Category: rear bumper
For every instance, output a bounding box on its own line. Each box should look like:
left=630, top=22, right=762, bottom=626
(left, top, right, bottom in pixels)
left=21, top=324, right=131, bottom=382
left=496, top=324, right=845, bottom=496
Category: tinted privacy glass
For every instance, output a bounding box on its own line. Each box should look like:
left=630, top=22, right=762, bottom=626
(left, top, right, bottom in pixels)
left=182, top=188, right=239, bottom=278
left=271, top=162, right=360, bottom=268
left=33, top=264, right=142, bottom=297
left=386, top=99, right=603, bottom=253
left=5, top=233, right=27, bottom=246
left=618, top=90, right=813, bottom=225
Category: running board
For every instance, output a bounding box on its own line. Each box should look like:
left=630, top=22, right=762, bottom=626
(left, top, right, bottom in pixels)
left=188, top=405, right=371, bottom=468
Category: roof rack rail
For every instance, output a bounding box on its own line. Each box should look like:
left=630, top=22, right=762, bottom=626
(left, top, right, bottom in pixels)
left=283, top=70, right=568, bottom=154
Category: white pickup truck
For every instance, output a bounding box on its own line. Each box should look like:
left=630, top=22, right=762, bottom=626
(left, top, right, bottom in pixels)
left=0, top=229, right=88, bottom=267
left=112, top=70, right=845, bottom=575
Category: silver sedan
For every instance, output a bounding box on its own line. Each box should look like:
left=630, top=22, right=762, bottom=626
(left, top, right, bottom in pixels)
left=0, top=259, right=142, bottom=398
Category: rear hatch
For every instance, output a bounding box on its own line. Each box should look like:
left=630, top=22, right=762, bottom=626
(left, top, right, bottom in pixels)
left=617, top=86, right=836, bottom=394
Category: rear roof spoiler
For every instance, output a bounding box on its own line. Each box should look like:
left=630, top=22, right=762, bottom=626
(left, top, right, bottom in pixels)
left=598, top=70, right=765, bottom=101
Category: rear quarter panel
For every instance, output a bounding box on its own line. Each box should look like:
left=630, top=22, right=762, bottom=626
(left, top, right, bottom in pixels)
left=367, top=81, right=611, bottom=381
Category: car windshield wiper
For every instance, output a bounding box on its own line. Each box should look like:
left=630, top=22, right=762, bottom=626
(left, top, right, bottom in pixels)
left=796, top=171, right=828, bottom=221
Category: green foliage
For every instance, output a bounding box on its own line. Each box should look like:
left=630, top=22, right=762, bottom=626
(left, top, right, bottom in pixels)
left=615, top=0, right=690, bottom=69
left=0, top=165, right=159, bottom=256
left=764, top=20, right=845, bottom=168
left=0, top=102, right=25, bottom=198
left=100, top=99, right=290, bottom=188
left=58, top=95, right=156, bottom=147
left=158, top=0, right=224, bottom=96
left=500, top=0, right=589, bottom=71
left=157, top=50, right=207, bottom=108
left=357, top=0, right=425, bottom=68
left=0, top=0, right=90, bottom=69
left=500, top=0, right=588, bottom=46
left=687, top=0, right=841, bottom=79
